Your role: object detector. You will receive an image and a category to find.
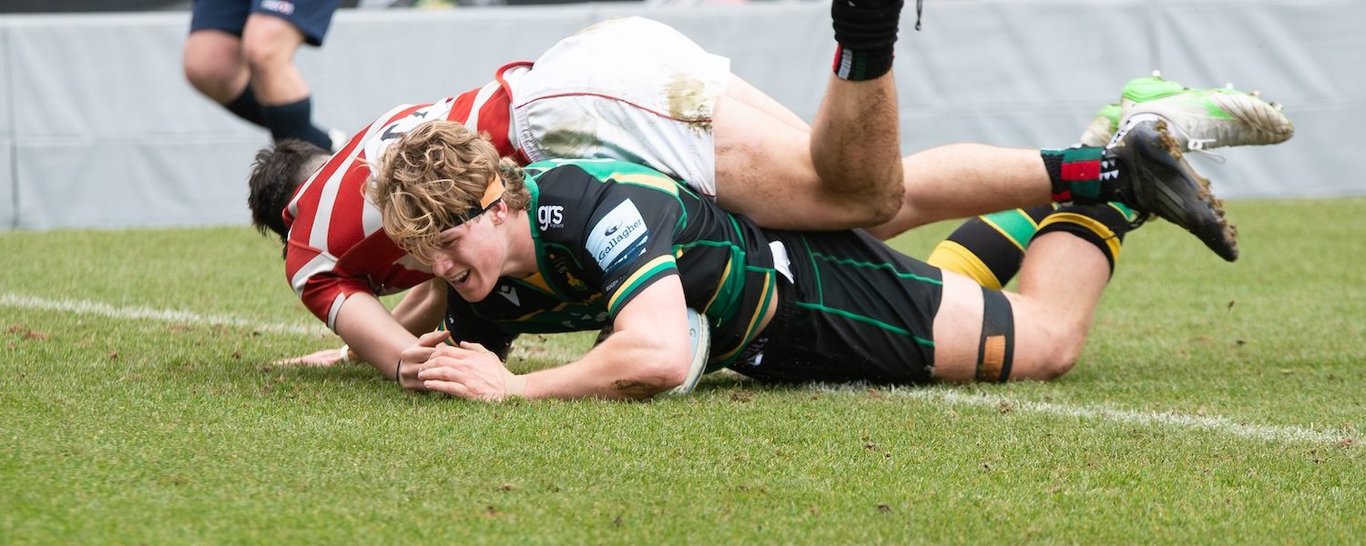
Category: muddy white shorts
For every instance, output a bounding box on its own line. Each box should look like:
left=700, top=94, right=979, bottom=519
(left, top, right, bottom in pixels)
left=508, top=16, right=731, bottom=198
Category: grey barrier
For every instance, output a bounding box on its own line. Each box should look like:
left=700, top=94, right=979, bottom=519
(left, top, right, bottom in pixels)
left=1, top=0, right=1361, bottom=230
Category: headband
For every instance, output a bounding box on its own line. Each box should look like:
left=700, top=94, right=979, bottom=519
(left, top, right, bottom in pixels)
left=442, top=177, right=506, bottom=229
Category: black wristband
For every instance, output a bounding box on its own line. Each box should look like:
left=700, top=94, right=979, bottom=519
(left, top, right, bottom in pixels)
left=395, top=359, right=404, bottom=384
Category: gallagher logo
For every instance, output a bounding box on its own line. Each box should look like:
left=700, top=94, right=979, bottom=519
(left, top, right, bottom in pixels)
left=587, top=200, right=649, bottom=275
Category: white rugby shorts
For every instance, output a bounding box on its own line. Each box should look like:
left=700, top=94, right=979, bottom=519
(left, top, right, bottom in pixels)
left=509, top=16, right=731, bottom=198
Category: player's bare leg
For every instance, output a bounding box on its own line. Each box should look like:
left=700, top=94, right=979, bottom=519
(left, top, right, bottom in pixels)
left=931, top=228, right=1111, bottom=382
left=241, top=13, right=333, bottom=149
left=930, top=120, right=1237, bottom=383
left=712, top=0, right=907, bottom=229
left=866, top=145, right=1055, bottom=238
left=813, top=0, right=908, bottom=225
left=713, top=80, right=1060, bottom=235
left=241, top=13, right=310, bottom=107
left=808, top=73, right=905, bottom=225
left=713, top=0, right=1067, bottom=238
left=714, top=77, right=898, bottom=230
left=183, top=30, right=250, bottom=104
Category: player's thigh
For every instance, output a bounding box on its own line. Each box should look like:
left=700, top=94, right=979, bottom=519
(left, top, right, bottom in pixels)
left=930, top=271, right=1075, bottom=382
left=241, top=13, right=307, bottom=63
left=247, top=0, right=339, bottom=47
left=714, top=79, right=894, bottom=230
left=927, top=271, right=986, bottom=382
left=723, top=75, right=810, bottom=133
left=715, top=94, right=874, bottom=229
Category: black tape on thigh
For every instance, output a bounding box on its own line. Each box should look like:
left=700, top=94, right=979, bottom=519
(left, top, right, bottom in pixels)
left=976, top=287, right=1015, bottom=383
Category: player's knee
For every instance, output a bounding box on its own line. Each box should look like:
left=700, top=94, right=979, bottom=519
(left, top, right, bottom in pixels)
left=242, top=20, right=301, bottom=70
left=241, top=38, right=290, bottom=73
left=1029, top=323, right=1086, bottom=381
left=183, top=50, right=234, bottom=91
left=854, top=164, right=905, bottom=225
left=997, top=295, right=1087, bottom=382
left=1037, top=348, right=1079, bottom=381
left=830, top=182, right=903, bottom=227
left=182, top=60, right=211, bottom=89
left=184, top=64, right=243, bottom=104
left=869, top=183, right=905, bottom=225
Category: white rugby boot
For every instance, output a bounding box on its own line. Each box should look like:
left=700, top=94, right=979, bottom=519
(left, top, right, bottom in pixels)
left=1080, top=71, right=1294, bottom=151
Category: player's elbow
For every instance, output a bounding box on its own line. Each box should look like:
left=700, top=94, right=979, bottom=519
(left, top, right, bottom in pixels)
left=610, top=351, right=689, bottom=400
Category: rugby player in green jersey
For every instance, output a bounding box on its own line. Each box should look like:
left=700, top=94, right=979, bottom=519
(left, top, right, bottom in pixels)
left=368, top=119, right=1237, bottom=401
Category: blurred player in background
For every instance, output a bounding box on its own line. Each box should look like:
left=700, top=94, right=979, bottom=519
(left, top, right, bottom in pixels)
left=183, top=0, right=342, bottom=151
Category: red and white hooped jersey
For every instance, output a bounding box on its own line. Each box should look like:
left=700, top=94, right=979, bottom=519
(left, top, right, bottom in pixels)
left=282, top=62, right=532, bottom=330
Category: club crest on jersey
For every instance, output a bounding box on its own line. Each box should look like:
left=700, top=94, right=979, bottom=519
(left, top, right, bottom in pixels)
left=587, top=200, right=648, bottom=276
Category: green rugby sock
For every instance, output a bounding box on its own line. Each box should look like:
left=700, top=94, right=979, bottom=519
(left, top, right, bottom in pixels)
left=1035, top=203, right=1140, bottom=275
left=928, top=205, right=1055, bottom=289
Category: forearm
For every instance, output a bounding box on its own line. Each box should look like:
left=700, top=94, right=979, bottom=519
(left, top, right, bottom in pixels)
left=333, top=293, right=419, bottom=381
left=519, top=338, right=684, bottom=400
left=519, top=281, right=692, bottom=400
left=417, top=278, right=693, bottom=401
left=390, top=279, right=447, bottom=335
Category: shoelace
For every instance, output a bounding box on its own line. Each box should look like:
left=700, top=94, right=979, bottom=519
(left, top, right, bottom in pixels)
left=1112, top=113, right=1228, bottom=164
left=1166, top=122, right=1229, bottom=165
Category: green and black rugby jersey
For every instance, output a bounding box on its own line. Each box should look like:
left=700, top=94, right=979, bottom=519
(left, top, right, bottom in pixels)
left=444, top=159, right=779, bottom=370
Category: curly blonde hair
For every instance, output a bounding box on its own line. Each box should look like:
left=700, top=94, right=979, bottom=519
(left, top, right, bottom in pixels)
left=367, top=120, right=528, bottom=262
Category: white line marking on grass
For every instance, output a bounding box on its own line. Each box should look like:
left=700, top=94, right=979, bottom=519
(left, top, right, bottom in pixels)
left=0, top=293, right=329, bottom=337
left=5, top=292, right=1355, bottom=446
left=813, top=384, right=1356, bottom=446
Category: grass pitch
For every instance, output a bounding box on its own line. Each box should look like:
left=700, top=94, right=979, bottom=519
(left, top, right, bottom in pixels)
left=1, top=198, right=1362, bottom=544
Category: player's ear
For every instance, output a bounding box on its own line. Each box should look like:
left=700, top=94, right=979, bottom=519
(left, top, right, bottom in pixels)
left=489, top=201, right=510, bottom=225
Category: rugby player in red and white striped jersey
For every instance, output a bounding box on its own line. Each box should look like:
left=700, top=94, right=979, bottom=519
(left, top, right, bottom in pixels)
left=281, top=63, right=529, bottom=335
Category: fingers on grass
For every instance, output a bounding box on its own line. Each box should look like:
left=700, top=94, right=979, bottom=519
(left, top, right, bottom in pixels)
left=424, top=379, right=474, bottom=399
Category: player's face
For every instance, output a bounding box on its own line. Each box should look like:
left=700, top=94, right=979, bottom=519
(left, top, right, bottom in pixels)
left=427, top=215, right=506, bottom=302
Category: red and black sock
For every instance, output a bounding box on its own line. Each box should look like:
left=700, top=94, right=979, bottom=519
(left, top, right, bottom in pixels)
left=1041, top=147, right=1124, bottom=205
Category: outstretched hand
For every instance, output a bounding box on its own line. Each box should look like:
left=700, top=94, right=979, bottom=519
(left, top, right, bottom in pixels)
left=418, top=341, right=524, bottom=401
left=397, top=330, right=451, bottom=390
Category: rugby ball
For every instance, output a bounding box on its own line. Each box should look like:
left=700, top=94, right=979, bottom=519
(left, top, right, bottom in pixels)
left=667, top=307, right=711, bottom=395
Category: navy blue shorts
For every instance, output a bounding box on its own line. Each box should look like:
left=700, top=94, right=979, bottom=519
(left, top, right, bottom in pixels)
left=189, top=0, right=342, bottom=46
